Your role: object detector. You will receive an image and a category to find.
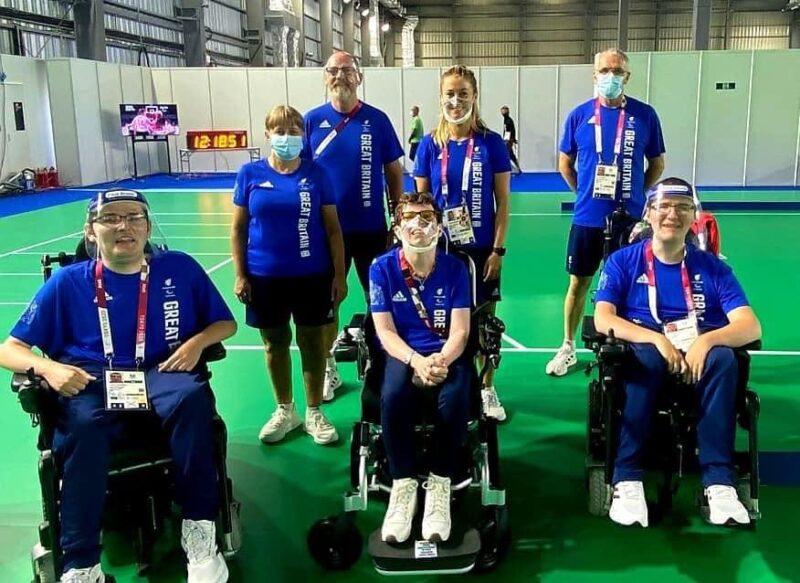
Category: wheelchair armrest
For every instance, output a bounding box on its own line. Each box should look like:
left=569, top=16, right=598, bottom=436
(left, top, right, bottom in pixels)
left=201, top=342, right=227, bottom=363
left=11, top=370, right=50, bottom=415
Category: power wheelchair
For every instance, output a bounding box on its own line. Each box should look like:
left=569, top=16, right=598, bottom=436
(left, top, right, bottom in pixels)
left=308, top=250, right=510, bottom=575
left=581, top=208, right=762, bottom=525
left=10, top=241, right=242, bottom=582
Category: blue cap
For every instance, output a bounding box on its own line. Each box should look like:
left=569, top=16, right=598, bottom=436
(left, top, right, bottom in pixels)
left=87, top=189, right=150, bottom=213
left=645, top=179, right=696, bottom=202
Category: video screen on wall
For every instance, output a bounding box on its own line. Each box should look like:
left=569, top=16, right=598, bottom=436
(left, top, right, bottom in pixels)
left=120, top=104, right=180, bottom=138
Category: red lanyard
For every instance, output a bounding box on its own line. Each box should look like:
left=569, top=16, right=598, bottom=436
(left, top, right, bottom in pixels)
left=398, top=250, right=447, bottom=337
left=440, top=134, right=474, bottom=207
left=94, top=259, right=150, bottom=367
left=594, top=98, right=626, bottom=165
left=313, top=101, right=363, bottom=158
left=644, top=241, right=695, bottom=325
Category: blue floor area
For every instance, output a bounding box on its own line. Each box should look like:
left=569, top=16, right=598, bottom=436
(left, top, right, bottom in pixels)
left=2, top=171, right=799, bottom=218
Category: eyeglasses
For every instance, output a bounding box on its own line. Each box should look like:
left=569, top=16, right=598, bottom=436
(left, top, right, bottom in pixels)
left=325, top=66, right=357, bottom=78
left=650, top=202, right=696, bottom=215
left=94, top=212, right=149, bottom=226
left=401, top=210, right=436, bottom=222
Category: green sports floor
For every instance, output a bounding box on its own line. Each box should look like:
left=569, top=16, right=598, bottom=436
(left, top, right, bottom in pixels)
left=1, top=189, right=799, bottom=582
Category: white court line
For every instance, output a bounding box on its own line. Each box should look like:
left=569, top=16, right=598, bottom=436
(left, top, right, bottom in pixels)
left=509, top=212, right=800, bottom=217
left=152, top=212, right=233, bottom=216
left=0, top=231, right=82, bottom=260
left=158, top=223, right=231, bottom=226
left=206, top=257, right=233, bottom=274
left=0, top=272, right=41, bottom=276
left=166, top=236, right=229, bottom=240
left=221, top=345, right=800, bottom=356
left=501, top=333, right=526, bottom=350
left=13, top=251, right=233, bottom=256
left=0, top=302, right=29, bottom=306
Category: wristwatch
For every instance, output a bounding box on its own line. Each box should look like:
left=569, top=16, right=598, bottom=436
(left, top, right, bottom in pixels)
left=492, top=247, right=507, bottom=257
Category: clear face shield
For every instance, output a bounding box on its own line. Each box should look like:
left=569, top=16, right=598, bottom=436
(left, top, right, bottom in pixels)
left=441, top=94, right=473, bottom=125
left=396, top=212, right=441, bottom=254
left=85, top=197, right=169, bottom=260
left=629, top=181, right=702, bottom=245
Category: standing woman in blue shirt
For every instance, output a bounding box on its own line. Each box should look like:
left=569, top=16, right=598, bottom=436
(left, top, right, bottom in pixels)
left=231, top=105, right=347, bottom=446
left=414, top=65, right=511, bottom=422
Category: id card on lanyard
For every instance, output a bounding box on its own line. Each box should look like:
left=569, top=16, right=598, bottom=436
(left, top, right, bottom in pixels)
left=592, top=99, right=626, bottom=201
left=644, top=241, right=699, bottom=352
left=398, top=250, right=447, bottom=338
left=440, top=136, right=476, bottom=246
left=95, top=259, right=151, bottom=411
left=313, top=101, right=363, bottom=159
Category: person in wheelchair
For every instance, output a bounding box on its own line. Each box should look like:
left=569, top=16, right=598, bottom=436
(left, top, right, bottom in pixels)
left=0, top=189, right=237, bottom=583
left=593, top=177, right=762, bottom=528
left=368, top=192, right=471, bottom=544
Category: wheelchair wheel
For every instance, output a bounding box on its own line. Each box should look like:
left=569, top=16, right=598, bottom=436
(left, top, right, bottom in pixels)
left=474, top=506, right=510, bottom=573
left=308, top=513, right=362, bottom=570
left=587, top=466, right=612, bottom=517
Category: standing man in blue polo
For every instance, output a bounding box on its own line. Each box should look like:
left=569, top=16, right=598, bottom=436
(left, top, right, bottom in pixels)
left=546, top=48, right=666, bottom=377
left=303, top=50, right=405, bottom=400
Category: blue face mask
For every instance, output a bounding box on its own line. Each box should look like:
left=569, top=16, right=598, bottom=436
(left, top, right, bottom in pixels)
left=596, top=72, right=625, bottom=99
left=270, top=134, right=303, bottom=160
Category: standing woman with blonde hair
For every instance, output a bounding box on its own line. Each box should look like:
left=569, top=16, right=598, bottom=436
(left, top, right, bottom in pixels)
left=413, top=65, right=511, bottom=422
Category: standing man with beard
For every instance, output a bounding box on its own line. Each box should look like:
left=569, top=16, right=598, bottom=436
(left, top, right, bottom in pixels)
left=303, top=51, right=405, bottom=401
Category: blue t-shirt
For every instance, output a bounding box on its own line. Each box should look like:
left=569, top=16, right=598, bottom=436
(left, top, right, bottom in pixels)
left=10, top=251, right=234, bottom=369
left=413, top=131, right=511, bottom=250
left=369, top=248, right=471, bottom=354
left=233, top=159, right=334, bottom=277
left=560, top=97, right=666, bottom=228
left=302, top=101, right=404, bottom=234
left=596, top=241, right=749, bottom=332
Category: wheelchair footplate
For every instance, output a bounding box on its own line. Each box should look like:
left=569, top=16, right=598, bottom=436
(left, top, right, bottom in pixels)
left=368, top=522, right=480, bottom=576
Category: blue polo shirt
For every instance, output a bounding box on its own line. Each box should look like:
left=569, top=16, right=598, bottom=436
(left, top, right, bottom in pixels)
left=560, top=96, right=665, bottom=228
left=233, top=159, right=334, bottom=277
left=11, top=251, right=234, bottom=369
left=413, top=130, right=511, bottom=249
left=369, top=248, right=471, bottom=354
left=596, top=241, right=749, bottom=331
left=302, top=101, right=404, bottom=235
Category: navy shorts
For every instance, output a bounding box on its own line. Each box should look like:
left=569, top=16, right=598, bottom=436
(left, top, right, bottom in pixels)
left=566, top=224, right=606, bottom=277
left=245, top=272, right=334, bottom=329
left=344, top=229, right=390, bottom=294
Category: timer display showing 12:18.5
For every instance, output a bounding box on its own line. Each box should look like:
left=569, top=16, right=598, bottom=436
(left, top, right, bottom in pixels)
left=186, top=130, right=248, bottom=150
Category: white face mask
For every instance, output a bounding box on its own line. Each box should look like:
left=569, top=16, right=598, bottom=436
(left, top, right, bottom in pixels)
left=441, top=95, right=473, bottom=125
left=397, top=216, right=440, bottom=254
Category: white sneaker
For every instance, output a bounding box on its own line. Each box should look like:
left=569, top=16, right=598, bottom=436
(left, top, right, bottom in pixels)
left=181, top=519, right=228, bottom=583
left=609, top=480, right=649, bottom=527
left=60, top=564, right=105, bottom=583
left=304, top=408, right=339, bottom=444
left=422, top=473, right=452, bottom=542
left=481, top=386, right=507, bottom=421
left=545, top=341, right=577, bottom=376
left=381, top=478, right=419, bottom=543
left=258, top=404, right=301, bottom=444
left=322, top=359, right=342, bottom=402
left=705, top=485, right=751, bottom=525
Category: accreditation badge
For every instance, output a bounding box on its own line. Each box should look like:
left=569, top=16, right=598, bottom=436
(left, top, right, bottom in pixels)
left=592, top=164, right=619, bottom=200
left=104, top=369, right=150, bottom=411
left=443, top=204, right=476, bottom=245
left=663, top=315, right=700, bottom=353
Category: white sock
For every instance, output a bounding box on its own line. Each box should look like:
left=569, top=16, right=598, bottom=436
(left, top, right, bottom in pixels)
left=307, top=406, right=320, bottom=415
left=326, top=357, right=336, bottom=368
left=483, top=385, right=495, bottom=392
left=563, top=339, right=575, bottom=349
left=278, top=402, right=295, bottom=412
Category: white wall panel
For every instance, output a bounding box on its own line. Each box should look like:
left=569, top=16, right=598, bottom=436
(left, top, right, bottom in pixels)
left=288, top=69, right=327, bottom=116
left=745, top=50, right=800, bottom=186
left=208, top=69, right=251, bottom=172
left=0, top=55, right=55, bottom=173
left=95, top=62, right=127, bottom=181
left=478, top=67, right=517, bottom=139
left=557, top=64, right=593, bottom=144
left=46, top=60, right=80, bottom=185
left=118, top=64, right=153, bottom=176
left=169, top=69, right=214, bottom=172
left=151, top=69, right=175, bottom=173
left=518, top=66, right=557, bottom=172
left=246, top=68, right=288, bottom=160
left=400, top=68, right=440, bottom=172
left=695, top=51, right=751, bottom=186
left=71, top=59, right=106, bottom=185
left=648, top=52, right=700, bottom=182
left=140, top=67, right=161, bottom=175
left=361, top=68, right=405, bottom=167
left=624, top=52, right=650, bottom=102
